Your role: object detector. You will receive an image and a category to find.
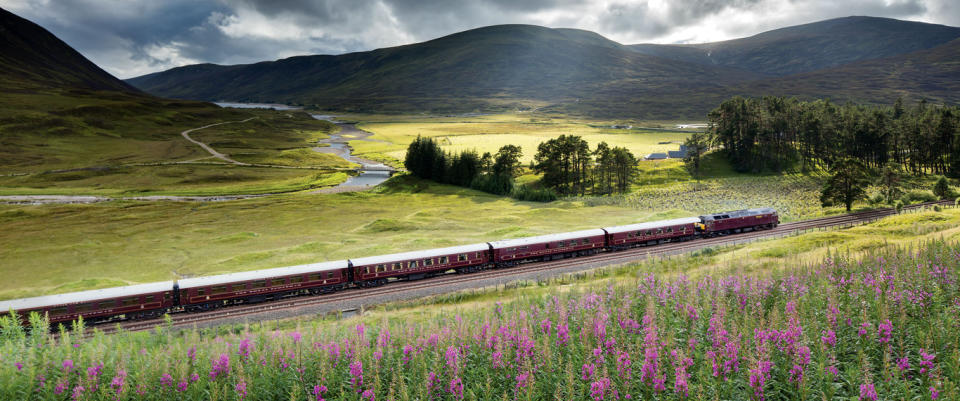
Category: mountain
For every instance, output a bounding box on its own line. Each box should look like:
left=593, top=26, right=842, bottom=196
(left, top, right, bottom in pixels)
left=629, top=16, right=960, bottom=77
left=734, top=38, right=960, bottom=106
left=128, top=17, right=960, bottom=118
left=0, top=7, right=136, bottom=92
left=127, top=24, right=760, bottom=116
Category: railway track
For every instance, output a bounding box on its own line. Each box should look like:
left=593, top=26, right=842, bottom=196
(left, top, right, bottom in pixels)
left=99, top=200, right=954, bottom=335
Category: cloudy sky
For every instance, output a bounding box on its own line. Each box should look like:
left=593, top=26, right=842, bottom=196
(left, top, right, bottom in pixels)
left=3, top=0, right=957, bottom=79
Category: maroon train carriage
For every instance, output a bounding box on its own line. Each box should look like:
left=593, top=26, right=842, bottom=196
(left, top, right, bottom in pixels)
left=604, top=217, right=701, bottom=250
left=0, top=281, right=175, bottom=326
left=700, top=208, right=779, bottom=236
left=488, top=229, right=607, bottom=267
left=176, top=260, right=350, bottom=312
left=349, top=243, right=491, bottom=287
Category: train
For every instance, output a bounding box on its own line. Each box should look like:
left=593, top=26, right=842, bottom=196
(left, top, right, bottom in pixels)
left=0, top=208, right=778, bottom=327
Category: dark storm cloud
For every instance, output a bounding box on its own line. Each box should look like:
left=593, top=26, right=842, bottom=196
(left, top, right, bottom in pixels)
left=1, top=0, right=955, bottom=78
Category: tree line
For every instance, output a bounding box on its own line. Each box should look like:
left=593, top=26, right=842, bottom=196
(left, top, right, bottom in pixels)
left=404, top=135, right=640, bottom=201
left=708, top=96, right=960, bottom=176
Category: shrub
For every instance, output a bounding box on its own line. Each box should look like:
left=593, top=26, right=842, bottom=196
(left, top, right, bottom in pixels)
left=933, top=176, right=952, bottom=199
left=510, top=185, right=558, bottom=202
left=901, top=189, right=937, bottom=204
left=894, top=200, right=904, bottom=213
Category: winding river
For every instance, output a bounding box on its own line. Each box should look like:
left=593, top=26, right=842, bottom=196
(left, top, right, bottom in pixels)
left=214, top=103, right=393, bottom=190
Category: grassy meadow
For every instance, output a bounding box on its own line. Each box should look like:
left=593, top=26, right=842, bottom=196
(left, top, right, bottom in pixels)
left=0, top=95, right=348, bottom=195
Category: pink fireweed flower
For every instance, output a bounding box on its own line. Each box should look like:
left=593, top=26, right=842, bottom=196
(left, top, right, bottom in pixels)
left=235, top=379, right=247, bottom=400
left=616, top=351, right=632, bottom=380
left=310, top=382, right=331, bottom=397
left=377, top=328, right=391, bottom=347
left=556, top=322, right=570, bottom=346
left=858, top=322, right=872, bottom=338
left=86, top=363, right=103, bottom=379
left=821, top=329, right=837, bottom=347
left=176, top=380, right=188, bottom=392
left=15, top=362, right=22, bottom=371
left=671, top=349, right=693, bottom=397
left=62, top=359, right=74, bottom=372
left=210, top=353, right=230, bottom=380
left=896, top=356, right=910, bottom=373
left=877, top=320, right=893, bottom=344
left=540, top=319, right=552, bottom=335
left=748, top=360, right=773, bottom=400
left=448, top=377, right=464, bottom=400
left=110, top=370, right=126, bottom=394
left=350, top=360, right=364, bottom=391
left=238, top=338, right=253, bottom=360
left=590, top=377, right=618, bottom=401
left=55, top=380, right=68, bottom=395
left=187, top=346, right=196, bottom=362
left=190, top=373, right=199, bottom=383
left=361, top=389, right=375, bottom=401
left=289, top=331, right=302, bottom=343
left=445, top=346, right=460, bottom=373
left=71, top=385, right=84, bottom=401
left=515, top=372, right=531, bottom=389
left=859, top=383, right=878, bottom=401
left=582, top=363, right=596, bottom=380
left=160, top=373, right=174, bottom=388
left=825, top=365, right=839, bottom=379
left=930, top=386, right=940, bottom=400
left=919, top=349, right=936, bottom=376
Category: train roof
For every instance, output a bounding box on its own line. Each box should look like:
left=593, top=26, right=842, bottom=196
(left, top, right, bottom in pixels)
left=488, top=229, right=607, bottom=249
left=0, top=281, right=174, bottom=312
left=177, top=260, right=349, bottom=289
left=349, top=243, right=490, bottom=266
left=603, top=217, right=701, bottom=234
left=700, top=208, right=777, bottom=221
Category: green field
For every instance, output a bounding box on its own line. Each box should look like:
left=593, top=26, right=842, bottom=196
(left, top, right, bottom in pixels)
left=350, top=113, right=693, bottom=163
left=0, top=94, right=349, bottom=195
left=0, top=176, right=693, bottom=301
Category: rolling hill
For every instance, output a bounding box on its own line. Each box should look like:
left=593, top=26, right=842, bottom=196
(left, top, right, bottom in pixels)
left=126, top=24, right=761, bottom=117
left=127, top=17, right=960, bottom=118
left=629, top=16, right=960, bottom=77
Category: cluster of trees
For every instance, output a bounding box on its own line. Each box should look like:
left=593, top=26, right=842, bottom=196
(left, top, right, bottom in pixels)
left=708, top=96, right=960, bottom=176
left=533, top=135, right=638, bottom=196
left=819, top=158, right=956, bottom=211
left=404, top=136, right=555, bottom=201
left=404, top=135, right=641, bottom=201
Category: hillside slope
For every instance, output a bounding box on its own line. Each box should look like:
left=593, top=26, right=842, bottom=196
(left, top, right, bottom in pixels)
left=629, top=16, right=960, bottom=76
left=0, top=7, right=137, bottom=92
left=736, top=38, right=960, bottom=105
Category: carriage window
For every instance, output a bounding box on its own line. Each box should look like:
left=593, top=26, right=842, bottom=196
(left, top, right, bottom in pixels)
left=197, top=288, right=206, bottom=296
left=212, top=286, right=227, bottom=294
left=51, top=307, right=68, bottom=316
left=309, top=274, right=323, bottom=281
left=253, top=281, right=267, bottom=288
left=439, top=256, right=448, bottom=264
left=408, top=260, right=418, bottom=268
left=583, top=239, right=590, bottom=245
left=458, top=254, right=467, bottom=262
left=680, top=226, right=686, bottom=232
left=290, top=276, right=303, bottom=284
left=76, top=304, right=93, bottom=313
left=667, top=227, right=673, bottom=233
left=377, top=264, right=386, bottom=272
left=646, top=230, right=652, bottom=236
left=365, top=266, right=371, bottom=274
left=656, top=228, right=663, bottom=234
left=476, top=252, right=483, bottom=258
left=146, top=295, right=156, bottom=302
left=557, top=242, right=565, bottom=248
left=233, top=284, right=246, bottom=292
left=122, top=298, right=139, bottom=307
left=99, top=301, right=115, bottom=309
left=327, top=272, right=335, bottom=279
left=424, top=259, right=433, bottom=266
left=271, top=279, right=285, bottom=286
left=393, top=263, right=402, bottom=270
